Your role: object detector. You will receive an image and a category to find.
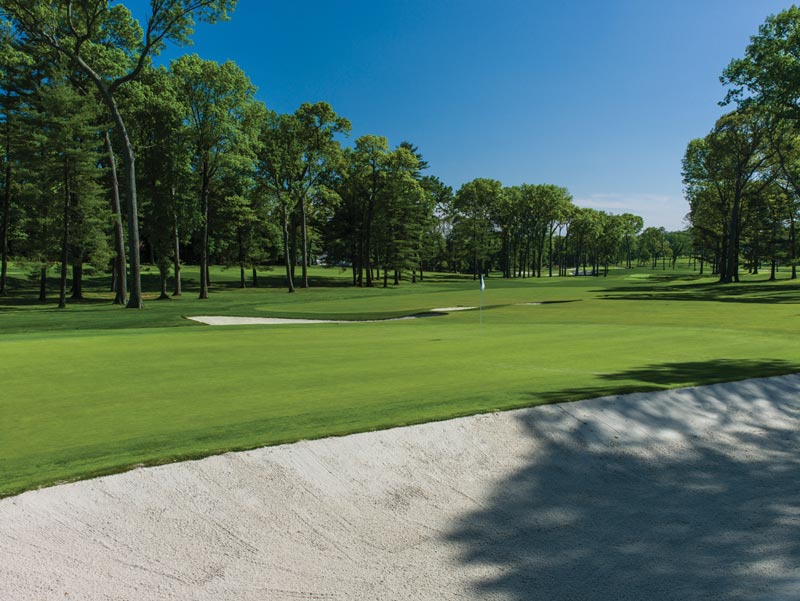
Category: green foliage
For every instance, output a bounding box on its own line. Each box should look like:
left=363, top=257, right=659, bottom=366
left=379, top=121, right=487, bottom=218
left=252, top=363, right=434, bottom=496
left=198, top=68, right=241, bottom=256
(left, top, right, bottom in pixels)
left=452, top=178, right=502, bottom=276
left=723, top=6, right=800, bottom=118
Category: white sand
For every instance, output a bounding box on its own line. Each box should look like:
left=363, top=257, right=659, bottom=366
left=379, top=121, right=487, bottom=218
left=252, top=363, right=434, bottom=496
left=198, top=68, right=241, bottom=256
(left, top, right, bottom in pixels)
left=187, top=308, right=474, bottom=326
left=2, top=375, right=798, bottom=600
left=186, top=315, right=421, bottom=325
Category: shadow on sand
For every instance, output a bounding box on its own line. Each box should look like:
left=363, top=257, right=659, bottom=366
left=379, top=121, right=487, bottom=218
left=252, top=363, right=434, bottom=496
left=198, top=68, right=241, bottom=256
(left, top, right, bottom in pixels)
left=446, top=365, right=800, bottom=600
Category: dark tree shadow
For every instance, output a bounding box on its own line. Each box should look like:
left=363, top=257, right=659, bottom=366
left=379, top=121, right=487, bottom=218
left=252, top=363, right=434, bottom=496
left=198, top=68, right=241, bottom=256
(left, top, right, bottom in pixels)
left=446, top=372, right=800, bottom=600
left=534, top=360, right=800, bottom=405
left=597, top=280, right=800, bottom=304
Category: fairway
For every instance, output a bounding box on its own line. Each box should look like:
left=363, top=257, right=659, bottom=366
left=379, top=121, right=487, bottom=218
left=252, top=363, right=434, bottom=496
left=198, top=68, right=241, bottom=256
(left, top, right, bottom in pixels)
left=1, top=266, right=800, bottom=497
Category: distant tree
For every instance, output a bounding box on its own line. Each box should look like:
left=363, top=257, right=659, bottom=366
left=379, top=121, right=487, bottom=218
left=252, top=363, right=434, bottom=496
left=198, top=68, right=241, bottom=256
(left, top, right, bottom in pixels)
left=417, top=175, right=452, bottom=278
left=453, top=178, right=502, bottom=279
left=373, top=145, right=424, bottom=286
left=639, top=227, right=670, bottom=270
left=620, top=213, right=644, bottom=269
left=665, top=230, right=691, bottom=270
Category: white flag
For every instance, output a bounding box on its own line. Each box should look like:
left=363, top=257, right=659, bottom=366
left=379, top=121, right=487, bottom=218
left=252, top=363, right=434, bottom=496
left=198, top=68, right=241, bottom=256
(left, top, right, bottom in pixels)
left=480, top=275, right=485, bottom=290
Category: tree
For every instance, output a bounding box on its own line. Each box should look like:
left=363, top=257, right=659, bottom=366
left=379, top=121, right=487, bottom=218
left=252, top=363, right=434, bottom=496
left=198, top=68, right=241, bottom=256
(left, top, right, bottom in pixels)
left=0, top=21, right=29, bottom=296
left=639, top=227, right=669, bottom=270
left=2, top=0, right=238, bottom=307
left=171, top=54, right=256, bottom=299
left=22, top=75, right=106, bottom=307
left=620, top=213, right=643, bottom=269
left=373, top=145, right=424, bottom=286
left=682, top=110, right=773, bottom=283
left=127, top=66, right=192, bottom=299
left=723, top=7, right=800, bottom=122
left=665, top=230, right=691, bottom=270
left=764, top=119, right=800, bottom=279
left=280, top=102, right=349, bottom=288
left=453, top=178, right=502, bottom=279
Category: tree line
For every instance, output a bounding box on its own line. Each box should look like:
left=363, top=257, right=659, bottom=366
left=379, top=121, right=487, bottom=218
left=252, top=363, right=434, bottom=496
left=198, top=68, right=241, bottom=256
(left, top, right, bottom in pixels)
left=1, top=2, right=665, bottom=310
left=683, top=6, right=800, bottom=283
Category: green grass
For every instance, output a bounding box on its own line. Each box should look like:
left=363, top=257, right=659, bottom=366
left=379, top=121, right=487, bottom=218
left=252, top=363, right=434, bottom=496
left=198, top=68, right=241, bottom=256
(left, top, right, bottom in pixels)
left=2, top=262, right=799, bottom=497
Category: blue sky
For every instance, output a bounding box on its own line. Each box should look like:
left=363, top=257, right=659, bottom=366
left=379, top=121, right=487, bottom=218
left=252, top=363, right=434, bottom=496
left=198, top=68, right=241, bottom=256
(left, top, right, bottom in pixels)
left=145, top=0, right=792, bottom=230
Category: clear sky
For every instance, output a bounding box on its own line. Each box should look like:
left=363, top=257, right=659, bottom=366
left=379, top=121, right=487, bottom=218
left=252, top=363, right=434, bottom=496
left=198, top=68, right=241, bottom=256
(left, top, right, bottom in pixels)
left=145, top=0, right=793, bottom=230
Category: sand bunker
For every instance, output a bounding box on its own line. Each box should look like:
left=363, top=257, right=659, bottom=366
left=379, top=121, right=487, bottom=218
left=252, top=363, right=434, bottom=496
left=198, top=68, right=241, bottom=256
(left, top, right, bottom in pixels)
left=187, top=308, right=475, bottom=326
left=2, top=374, right=799, bottom=600
left=186, top=315, right=421, bottom=325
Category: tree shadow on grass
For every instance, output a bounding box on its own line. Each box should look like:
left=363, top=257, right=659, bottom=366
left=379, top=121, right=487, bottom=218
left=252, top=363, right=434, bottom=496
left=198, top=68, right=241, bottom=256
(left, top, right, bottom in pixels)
left=534, top=359, right=800, bottom=406
left=597, top=280, right=800, bottom=304
left=447, top=371, right=800, bottom=600
left=0, top=295, right=111, bottom=310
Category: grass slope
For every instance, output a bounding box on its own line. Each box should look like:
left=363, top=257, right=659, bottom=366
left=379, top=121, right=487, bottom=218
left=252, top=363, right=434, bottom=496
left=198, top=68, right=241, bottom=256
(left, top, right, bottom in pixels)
left=1, top=263, right=799, bottom=497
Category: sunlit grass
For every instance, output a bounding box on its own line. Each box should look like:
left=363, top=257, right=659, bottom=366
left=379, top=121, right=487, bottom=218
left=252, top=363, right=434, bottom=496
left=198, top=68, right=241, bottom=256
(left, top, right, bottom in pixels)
left=1, top=262, right=798, bottom=497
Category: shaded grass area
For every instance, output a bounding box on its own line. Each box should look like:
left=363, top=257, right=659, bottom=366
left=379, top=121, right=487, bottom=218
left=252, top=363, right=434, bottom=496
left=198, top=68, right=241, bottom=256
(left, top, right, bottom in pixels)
left=1, top=264, right=800, bottom=496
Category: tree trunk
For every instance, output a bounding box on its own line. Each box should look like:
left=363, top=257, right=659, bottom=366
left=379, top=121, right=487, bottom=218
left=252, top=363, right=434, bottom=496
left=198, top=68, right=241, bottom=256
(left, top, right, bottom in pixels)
left=282, top=203, right=295, bottom=293
left=365, top=195, right=374, bottom=287
left=39, top=265, right=47, bottom=302
left=722, top=198, right=742, bottom=284
left=289, top=215, right=297, bottom=282
left=58, top=186, right=72, bottom=309
left=238, top=228, right=246, bottom=289
left=172, top=211, right=182, bottom=296
left=71, top=259, right=83, bottom=300
left=109, top=103, right=143, bottom=308
left=157, top=263, right=170, bottom=300
left=252, top=267, right=258, bottom=287
left=299, top=197, right=309, bottom=288
left=0, top=151, right=10, bottom=296
left=790, top=213, right=797, bottom=280
left=198, top=159, right=210, bottom=299
left=104, top=131, right=127, bottom=305
left=71, top=196, right=84, bottom=301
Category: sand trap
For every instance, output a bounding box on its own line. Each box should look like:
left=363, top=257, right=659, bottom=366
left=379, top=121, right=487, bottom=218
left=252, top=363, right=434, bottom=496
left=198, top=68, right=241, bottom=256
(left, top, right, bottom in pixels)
left=187, top=315, right=421, bottom=325
left=2, top=375, right=799, bottom=600
left=516, top=301, right=542, bottom=305
left=188, top=308, right=473, bottom=326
